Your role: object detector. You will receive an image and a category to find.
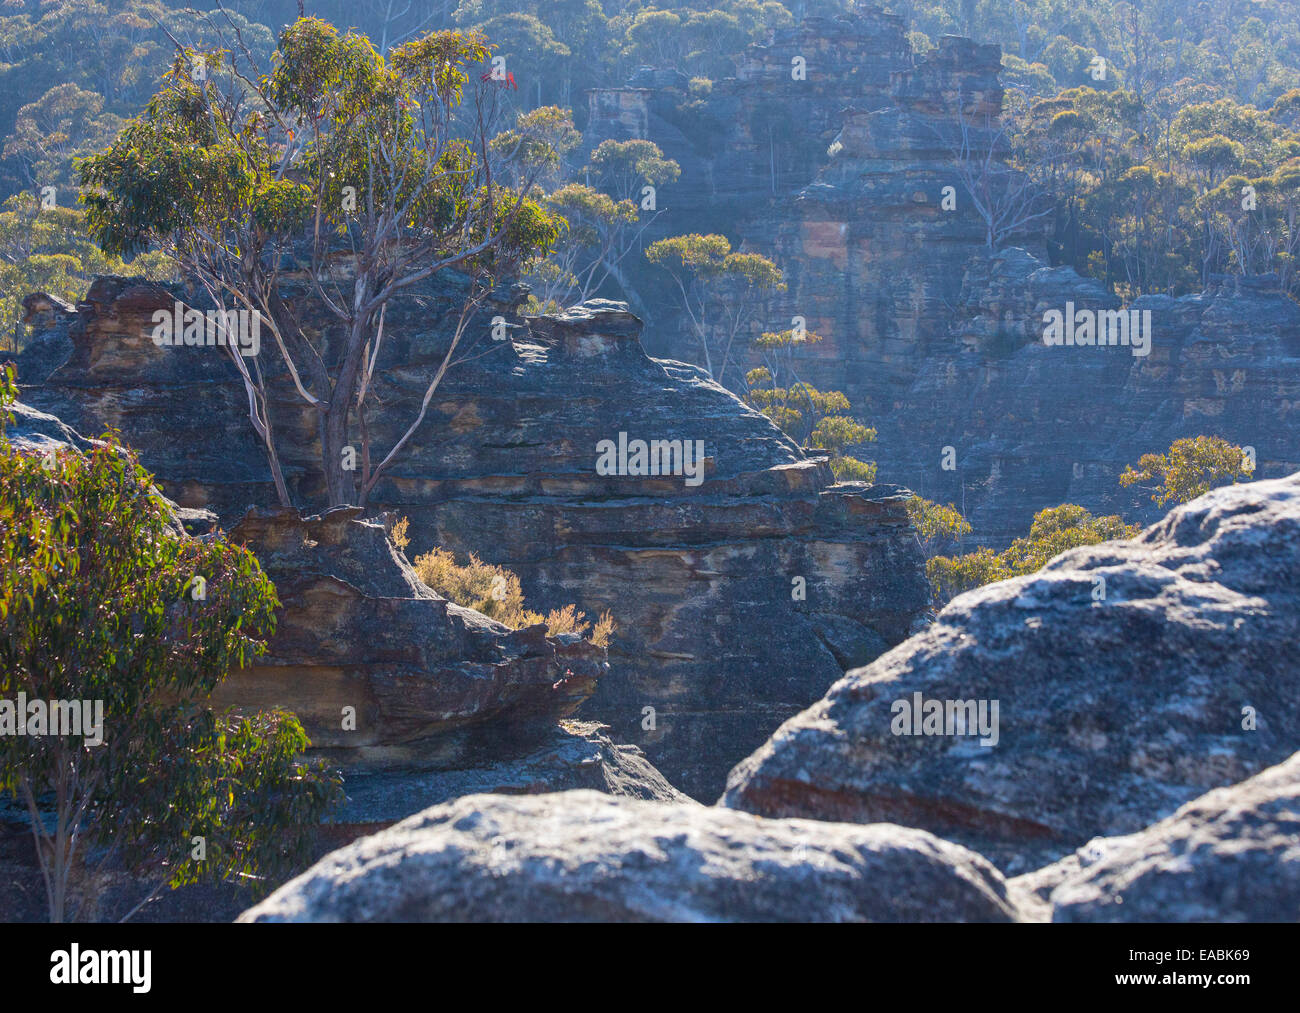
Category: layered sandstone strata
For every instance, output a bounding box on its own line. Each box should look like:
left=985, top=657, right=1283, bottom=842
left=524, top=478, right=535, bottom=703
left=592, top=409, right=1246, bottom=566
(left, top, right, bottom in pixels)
left=19, top=278, right=928, bottom=799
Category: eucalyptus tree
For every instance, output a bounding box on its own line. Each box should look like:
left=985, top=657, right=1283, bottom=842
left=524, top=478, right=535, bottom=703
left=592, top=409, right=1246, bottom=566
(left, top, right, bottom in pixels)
left=80, top=16, right=563, bottom=509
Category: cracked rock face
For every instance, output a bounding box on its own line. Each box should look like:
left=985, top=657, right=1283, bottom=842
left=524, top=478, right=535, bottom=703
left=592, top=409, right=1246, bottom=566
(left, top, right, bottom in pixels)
left=1011, top=751, right=1300, bottom=922
left=723, top=473, right=1300, bottom=873
left=237, top=789, right=1019, bottom=923
left=19, top=278, right=929, bottom=799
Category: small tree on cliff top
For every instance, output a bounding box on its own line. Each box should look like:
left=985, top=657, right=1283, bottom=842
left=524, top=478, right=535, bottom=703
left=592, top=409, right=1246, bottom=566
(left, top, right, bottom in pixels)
left=79, top=15, right=563, bottom=509
left=645, top=233, right=783, bottom=384
left=744, top=327, right=878, bottom=482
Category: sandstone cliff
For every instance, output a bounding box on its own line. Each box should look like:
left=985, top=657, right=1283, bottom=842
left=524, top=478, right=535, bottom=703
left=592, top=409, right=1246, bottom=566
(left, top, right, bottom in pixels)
left=17, top=276, right=929, bottom=800
left=582, top=18, right=1300, bottom=546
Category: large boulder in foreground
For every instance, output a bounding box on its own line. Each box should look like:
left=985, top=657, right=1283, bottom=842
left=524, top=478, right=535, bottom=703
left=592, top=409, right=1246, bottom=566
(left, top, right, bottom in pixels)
left=1012, top=752, right=1300, bottom=922
left=212, top=506, right=606, bottom=770
left=237, top=790, right=1019, bottom=922
left=723, top=473, right=1300, bottom=872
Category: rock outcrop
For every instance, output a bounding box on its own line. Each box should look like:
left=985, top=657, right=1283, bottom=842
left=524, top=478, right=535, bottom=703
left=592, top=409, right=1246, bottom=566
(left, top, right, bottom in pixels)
left=764, top=35, right=1017, bottom=397
left=210, top=506, right=605, bottom=770
left=332, top=721, right=687, bottom=832
left=237, top=789, right=1019, bottom=923
left=723, top=473, right=1300, bottom=873
left=1012, top=751, right=1300, bottom=922
left=18, top=277, right=929, bottom=799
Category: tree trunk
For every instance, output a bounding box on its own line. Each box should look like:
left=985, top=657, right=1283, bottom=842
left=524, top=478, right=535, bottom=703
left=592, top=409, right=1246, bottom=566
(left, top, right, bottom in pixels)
left=321, top=408, right=355, bottom=507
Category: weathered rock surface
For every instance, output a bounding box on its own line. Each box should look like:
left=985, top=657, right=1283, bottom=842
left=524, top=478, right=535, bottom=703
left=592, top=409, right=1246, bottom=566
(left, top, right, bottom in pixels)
left=5, top=396, right=93, bottom=457
left=331, top=721, right=686, bottom=831
left=212, top=506, right=605, bottom=770
left=1012, top=752, right=1300, bottom=922
left=237, top=789, right=1019, bottom=923
left=18, top=278, right=929, bottom=799
left=724, top=473, right=1300, bottom=873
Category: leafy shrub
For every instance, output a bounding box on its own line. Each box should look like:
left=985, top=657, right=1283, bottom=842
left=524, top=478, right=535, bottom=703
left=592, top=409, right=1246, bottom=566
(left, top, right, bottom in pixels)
left=926, top=504, right=1139, bottom=608
left=1119, top=435, right=1254, bottom=506
left=0, top=364, right=341, bottom=922
left=906, top=497, right=972, bottom=555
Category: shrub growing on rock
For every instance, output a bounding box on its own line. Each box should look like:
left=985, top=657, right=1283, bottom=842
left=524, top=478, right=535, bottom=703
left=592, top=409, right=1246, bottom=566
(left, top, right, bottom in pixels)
left=411, top=543, right=614, bottom=648
left=906, top=496, right=972, bottom=556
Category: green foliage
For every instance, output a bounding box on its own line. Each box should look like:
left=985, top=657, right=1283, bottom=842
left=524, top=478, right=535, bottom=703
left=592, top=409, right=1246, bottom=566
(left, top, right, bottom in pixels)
left=524, top=181, right=640, bottom=310
left=587, top=138, right=681, bottom=201
left=926, top=504, right=1140, bottom=608
left=491, top=105, right=583, bottom=185
left=0, top=193, right=173, bottom=354
left=0, top=2, right=275, bottom=198
left=646, top=233, right=784, bottom=381
left=743, top=324, right=878, bottom=482
left=903, top=0, right=1300, bottom=108
left=78, top=17, right=563, bottom=263
left=2, top=83, right=123, bottom=190
left=1014, top=75, right=1300, bottom=296
left=645, top=232, right=731, bottom=275
left=809, top=414, right=877, bottom=481
left=1119, top=435, right=1254, bottom=506
left=922, top=434, right=1249, bottom=607
left=925, top=546, right=1008, bottom=609
left=906, top=496, right=972, bottom=556
left=0, top=416, right=341, bottom=921
left=77, top=15, right=567, bottom=510
left=613, top=1, right=792, bottom=79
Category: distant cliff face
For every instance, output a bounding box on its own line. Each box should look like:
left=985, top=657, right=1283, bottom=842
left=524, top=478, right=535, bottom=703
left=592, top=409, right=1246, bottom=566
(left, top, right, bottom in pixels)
left=17, top=275, right=929, bottom=800
left=583, top=18, right=1300, bottom=544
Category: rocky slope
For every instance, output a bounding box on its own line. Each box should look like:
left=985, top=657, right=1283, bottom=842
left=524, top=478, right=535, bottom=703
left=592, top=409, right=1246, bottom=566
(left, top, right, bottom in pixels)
left=238, top=789, right=1018, bottom=923
left=722, top=472, right=1300, bottom=873
left=17, top=277, right=929, bottom=800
